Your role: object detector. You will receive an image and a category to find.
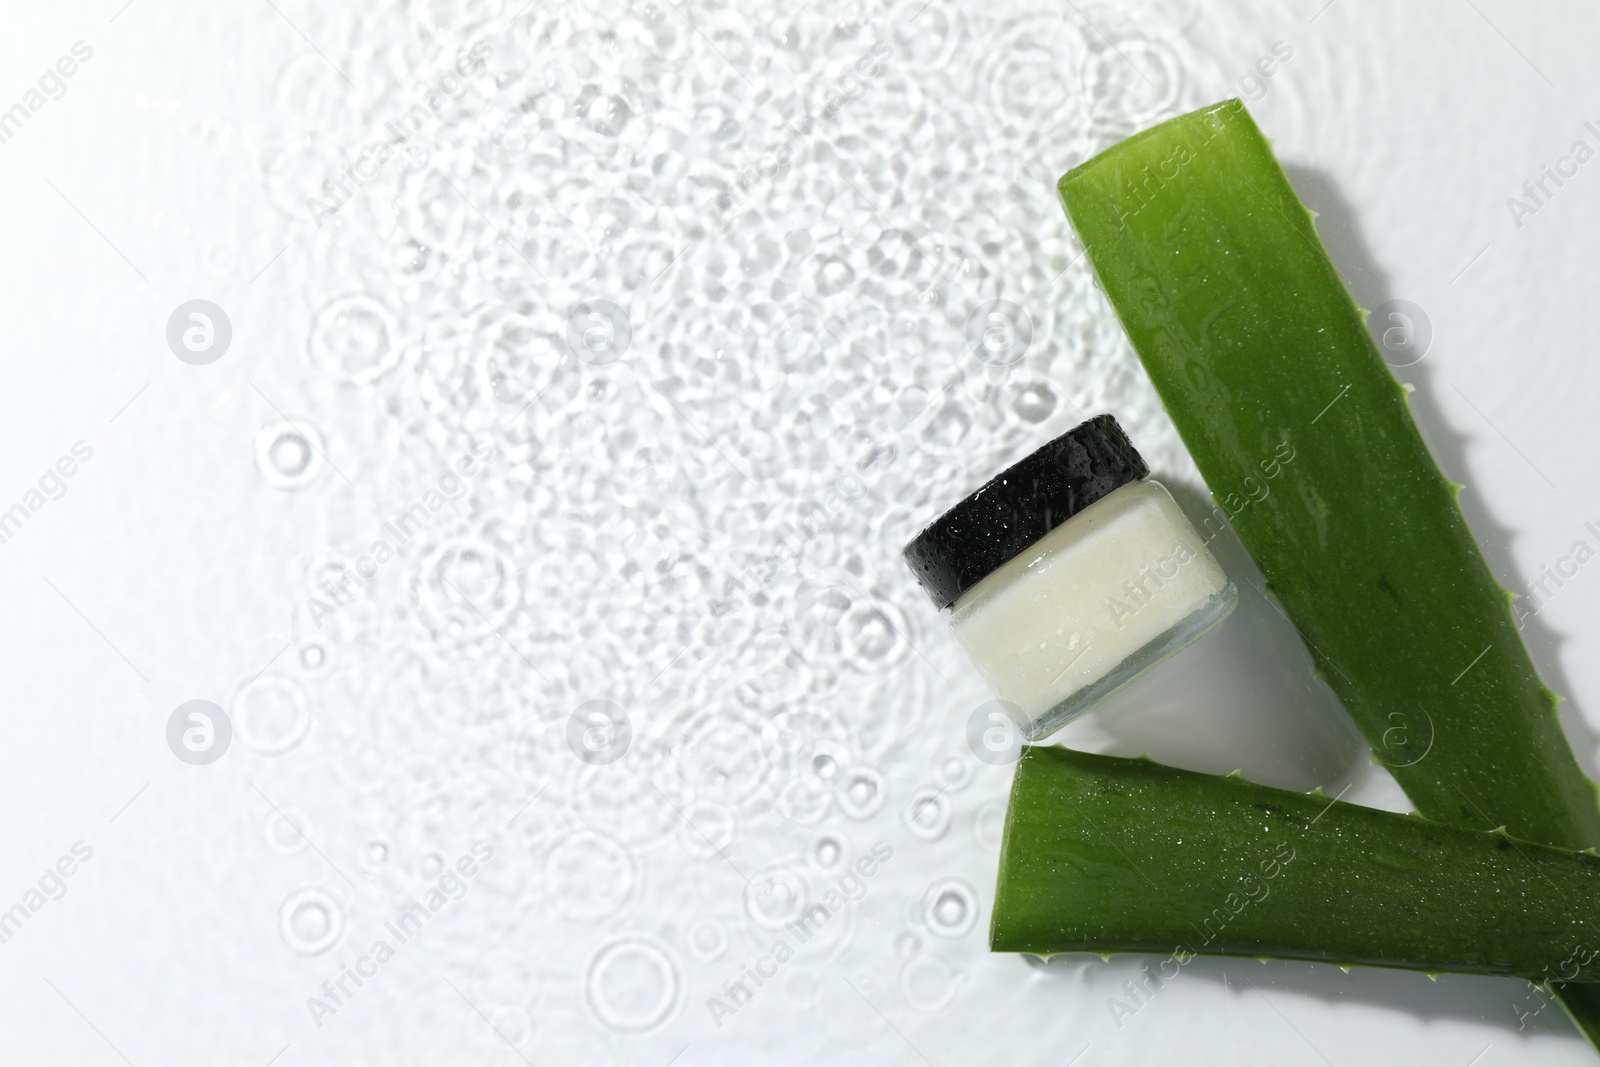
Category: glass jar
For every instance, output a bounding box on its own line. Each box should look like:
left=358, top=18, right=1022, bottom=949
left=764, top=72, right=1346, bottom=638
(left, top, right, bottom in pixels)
left=903, top=414, right=1237, bottom=741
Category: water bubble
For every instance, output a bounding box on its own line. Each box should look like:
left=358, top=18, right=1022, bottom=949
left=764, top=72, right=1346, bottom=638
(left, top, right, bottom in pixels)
left=547, top=831, right=635, bottom=920
left=585, top=938, right=680, bottom=1032
left=838, top=767, right=886, bottom=820
left=279, top=887, right=343, bottom=955
left=231, top=674, right=312, bottom=756
left=254, top=420, right=325, bottom=490
left=1082, top=33, right=1181, bottom=125
left=940, top=755, right=973, bottom=791
left=688, top=918, right=728, bottom=962
left=778, top=777, right=832, bottom=824
left=922, top=879, right=978, bottom=938
left=975, top=800, right=1007, bottom=849
left=903, top=786, right=952, bottom=841
left=308, top=295, right=401, bottom=384
left=1013, top=382, right=1057, bottom=423
left=813, top=835, right=843, bottom=869
left=803, top=740, right=848, bottom=789
left=812, top=254, right=857, bottom=297
left=299, top=644, right=326, bottom=670
left=418, top=538, right=519, bottom=638
left=419, top=852, right=445, bottom=879
left=900, top=953, right=958, bottom=1011
left=840, top=598, right=910, bottom=666
left=265, top=809, right=309, bottom=853
left=675, top=712, right=772, bottom=813
left=745, top=865, right=807, bottom=929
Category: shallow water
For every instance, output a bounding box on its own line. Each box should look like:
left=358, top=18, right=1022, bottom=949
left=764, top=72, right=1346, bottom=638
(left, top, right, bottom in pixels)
left=5, top=0, right=1599, bottom=1064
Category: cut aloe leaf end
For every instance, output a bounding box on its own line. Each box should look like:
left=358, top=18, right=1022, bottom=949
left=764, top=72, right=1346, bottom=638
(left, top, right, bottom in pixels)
left=992, top=746, right=1600, bottom=982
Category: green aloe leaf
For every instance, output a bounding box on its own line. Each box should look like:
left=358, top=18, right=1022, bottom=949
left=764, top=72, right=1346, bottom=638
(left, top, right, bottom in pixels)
left=1055, top=97, right=1600, bottom=1041
left=993, top=746, right=1600, bottom=982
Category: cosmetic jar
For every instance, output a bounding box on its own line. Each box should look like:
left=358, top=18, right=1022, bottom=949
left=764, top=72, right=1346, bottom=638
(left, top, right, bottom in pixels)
left=903, top=414, right=1236, bottom=740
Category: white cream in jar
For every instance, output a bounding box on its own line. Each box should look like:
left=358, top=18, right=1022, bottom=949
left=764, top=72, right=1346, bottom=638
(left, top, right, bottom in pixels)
left=903, top=415, right=1236, bottom=740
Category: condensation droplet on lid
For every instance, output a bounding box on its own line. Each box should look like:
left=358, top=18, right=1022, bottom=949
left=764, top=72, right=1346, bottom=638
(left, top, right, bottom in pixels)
left=279, top=887, right=343, bottom=955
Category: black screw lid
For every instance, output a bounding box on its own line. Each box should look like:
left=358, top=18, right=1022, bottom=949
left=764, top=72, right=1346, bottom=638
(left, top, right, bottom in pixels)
left=902, top=414, right=1148, bottom=610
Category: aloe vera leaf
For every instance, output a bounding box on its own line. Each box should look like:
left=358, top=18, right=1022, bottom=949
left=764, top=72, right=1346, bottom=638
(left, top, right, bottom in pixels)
left=992, top=746, right=1600, bottom=981
left=1056, top=96, right=1600, bottom=1039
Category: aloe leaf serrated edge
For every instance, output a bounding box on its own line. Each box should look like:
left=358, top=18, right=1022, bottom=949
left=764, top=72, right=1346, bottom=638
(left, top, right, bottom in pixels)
left=1041, top=98, right=1600, bottom=1045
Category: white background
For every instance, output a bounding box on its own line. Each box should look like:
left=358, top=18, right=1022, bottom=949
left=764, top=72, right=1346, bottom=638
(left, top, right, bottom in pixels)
left=0, top=1, right=1596, bottom=1064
